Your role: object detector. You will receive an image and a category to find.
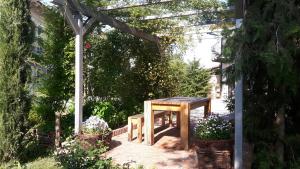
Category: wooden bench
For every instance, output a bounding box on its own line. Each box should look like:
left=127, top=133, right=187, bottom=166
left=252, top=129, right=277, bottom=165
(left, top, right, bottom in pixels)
left=128, top=111, right=171, bottom=143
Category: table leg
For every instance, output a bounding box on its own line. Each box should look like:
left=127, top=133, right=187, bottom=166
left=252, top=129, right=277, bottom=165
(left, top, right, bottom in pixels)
left=144, top=101, right=154, bottom=145
left=169, top=111, right=173, bottom=127
left=176, top=111, right=180, bottom=128
left=162, top=115, right=165, bottom=126
left=137, top=118, right=142, bottom=143
left=128, top=117, right=132, bottom=141
left=180, top=103, right=190, bottom=150
left=204, top=98, right=211, bottom=118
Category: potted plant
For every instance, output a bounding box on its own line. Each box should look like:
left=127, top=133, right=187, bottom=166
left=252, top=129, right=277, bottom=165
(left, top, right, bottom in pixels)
left=193, top=114, right=233, bottom=149
left=78, top=116, right=112, bottom=148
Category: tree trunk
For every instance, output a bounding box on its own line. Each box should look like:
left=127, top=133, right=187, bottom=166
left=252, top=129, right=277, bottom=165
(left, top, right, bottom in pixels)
left=55, top=111, right=61, bottom=149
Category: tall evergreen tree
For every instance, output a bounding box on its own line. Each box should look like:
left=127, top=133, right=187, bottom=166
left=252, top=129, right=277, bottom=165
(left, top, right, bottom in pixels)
left=222, top=0, right=300, bottom=167
left=34, top=8, right=73, bottom=132
left=0, top=0, right=33, bottom=161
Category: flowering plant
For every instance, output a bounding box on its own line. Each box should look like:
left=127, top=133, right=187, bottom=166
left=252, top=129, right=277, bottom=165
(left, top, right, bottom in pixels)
left=55, top=137, right=112, bottom=169
left=194, top=114, right=233, bottom=140
left=82, top=116, right=111, bottom=135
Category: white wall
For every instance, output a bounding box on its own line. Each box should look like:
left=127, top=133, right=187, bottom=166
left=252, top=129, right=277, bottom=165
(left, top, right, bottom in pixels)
left=182, top=26, right=222, bottom=69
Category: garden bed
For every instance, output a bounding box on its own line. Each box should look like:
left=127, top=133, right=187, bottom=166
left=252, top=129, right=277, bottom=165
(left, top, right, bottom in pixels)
left=192, top=138, right=233, bottom=169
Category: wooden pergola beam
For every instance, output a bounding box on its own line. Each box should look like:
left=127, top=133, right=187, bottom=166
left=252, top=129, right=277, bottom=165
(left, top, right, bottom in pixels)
left=97, top=0, right=174, bottom=11
left=67, top=0, right=160, bottom=44
left=53, top=0, right=79, bottom=34
left=53, top=0, right=160, bottom=44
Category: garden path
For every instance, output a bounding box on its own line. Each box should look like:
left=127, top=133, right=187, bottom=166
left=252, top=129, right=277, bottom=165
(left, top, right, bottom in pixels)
left=106, top=127, right=199, bottom=169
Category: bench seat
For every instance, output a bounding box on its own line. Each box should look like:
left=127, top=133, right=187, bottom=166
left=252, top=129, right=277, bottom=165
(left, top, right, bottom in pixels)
left=128, top=111, right=172, bottom=143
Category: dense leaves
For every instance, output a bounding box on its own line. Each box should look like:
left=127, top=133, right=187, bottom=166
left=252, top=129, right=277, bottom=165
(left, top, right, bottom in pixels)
left=32, top=8, right=73, bottom=133
left=222, top=0, right=300, bottom=168
left=0, top=0, right=33, bottom=162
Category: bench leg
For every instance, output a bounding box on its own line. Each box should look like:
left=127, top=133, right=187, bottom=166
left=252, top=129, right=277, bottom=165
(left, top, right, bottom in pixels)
left=169, top=112, right=173, bottom=127
left=162, top=115, right=165, bottom=126
left=128, top=118, right=133, bottom=141
left=137, top=118, right=143, bottom=143
left=176, top=111, right=180, bottom=128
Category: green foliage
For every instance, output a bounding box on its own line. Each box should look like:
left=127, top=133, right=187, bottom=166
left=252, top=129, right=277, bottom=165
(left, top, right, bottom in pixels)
left=55, top=138, right=113, bottom=169
left=92, top=101, right=126, bottom=129
left=169, top=58, right=211, bottom=97
left=86, top=30, right=172, bottom=114
left=221, top=0, right=300, bottom=167
left=194, top=115, right=233, bottom=140
left=24, top=157, right=62, bottom=169
left=181, top=59, right=211, bottom=97
left=34, top=7, right=73, bottom=133
left=0, top=0, right=33, bottom=162
left=286, top=135, right=300, bottom=168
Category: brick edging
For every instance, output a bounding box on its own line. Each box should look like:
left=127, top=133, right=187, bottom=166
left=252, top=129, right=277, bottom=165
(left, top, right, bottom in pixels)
left=112, top=124, right=138, bottom=137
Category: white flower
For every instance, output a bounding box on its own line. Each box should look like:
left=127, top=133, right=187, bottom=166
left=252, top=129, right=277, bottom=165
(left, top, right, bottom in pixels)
left=82, top=116, right=110, bottom=133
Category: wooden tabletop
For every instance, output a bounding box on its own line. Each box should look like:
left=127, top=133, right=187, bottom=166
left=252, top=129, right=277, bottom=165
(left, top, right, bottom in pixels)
left=149, top=97, right=209, bottom=105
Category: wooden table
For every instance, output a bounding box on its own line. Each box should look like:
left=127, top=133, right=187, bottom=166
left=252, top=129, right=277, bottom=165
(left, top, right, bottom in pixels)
left=144, top=97, right=211, bottom=150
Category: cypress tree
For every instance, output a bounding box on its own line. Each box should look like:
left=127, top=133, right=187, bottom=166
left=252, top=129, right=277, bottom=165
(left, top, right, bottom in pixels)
left=0, top=0, right=32, bottom=161
left=222, top=0, right=300, bottom=167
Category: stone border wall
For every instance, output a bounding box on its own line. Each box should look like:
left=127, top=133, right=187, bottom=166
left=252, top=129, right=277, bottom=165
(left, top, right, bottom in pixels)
left=112, top=125, right=138, bottom=137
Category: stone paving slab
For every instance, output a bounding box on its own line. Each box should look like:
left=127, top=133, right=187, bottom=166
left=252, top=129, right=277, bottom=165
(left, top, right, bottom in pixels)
left=106, top=127, right=199, bottom=169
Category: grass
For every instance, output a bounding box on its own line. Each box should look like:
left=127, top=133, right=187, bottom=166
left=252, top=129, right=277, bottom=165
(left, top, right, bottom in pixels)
left=0, top=157, right=62, bottom=169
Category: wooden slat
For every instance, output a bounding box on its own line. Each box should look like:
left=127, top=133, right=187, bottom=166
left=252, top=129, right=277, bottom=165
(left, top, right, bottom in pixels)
left=190, top=101, right=208, bottom=110
left=152, top=105, right=181, bottom=111
left=150, top=97, right=209, bottom=105
left=70, top=0, right=161, bottom=44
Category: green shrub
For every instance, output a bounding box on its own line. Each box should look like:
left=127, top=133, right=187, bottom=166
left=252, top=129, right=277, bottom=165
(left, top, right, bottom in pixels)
left=194, top=114, right=233, bottom=140
left=0, top=157, right=62, bottom=169
left=286, top=135, right=300, bottom=168
left=92, top=101, right=126, bottom=129
left=83, top=99, right=96, bottom=119
left=55, top=137, right=113, bottom=169
left=19, top=129, right=50, bottom=162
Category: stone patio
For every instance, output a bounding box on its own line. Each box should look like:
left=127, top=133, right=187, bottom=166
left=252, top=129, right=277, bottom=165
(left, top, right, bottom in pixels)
left=106, top=126, right=199, bottom=169
left=105, top=99, right=232, bottom=169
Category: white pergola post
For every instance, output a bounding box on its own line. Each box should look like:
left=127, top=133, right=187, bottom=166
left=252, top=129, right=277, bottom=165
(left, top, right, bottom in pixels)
left=234, top=18, right=243, bottom=169
left=74, top=15, right=83, bottom=134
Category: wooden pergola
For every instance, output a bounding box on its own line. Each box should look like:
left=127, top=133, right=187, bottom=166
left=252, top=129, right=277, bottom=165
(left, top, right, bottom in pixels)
left=51, top=0, right=245, bottom=169
left=52, top=0, right=161, bottom=134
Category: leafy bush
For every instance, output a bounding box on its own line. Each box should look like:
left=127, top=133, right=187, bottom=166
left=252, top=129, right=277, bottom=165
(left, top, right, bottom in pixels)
left=19, top=129, right=50, bottom=162
left=55, top=137, right=113, bottom=169
left=286, top=135, right=300, bottom=168
left=92, top=101, right=126, bottom=129
left=0, top=157, right=62, bottom=169
left=194, top=114, right=233, bottom=140
left=83, top=99, right=97, bottom=119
